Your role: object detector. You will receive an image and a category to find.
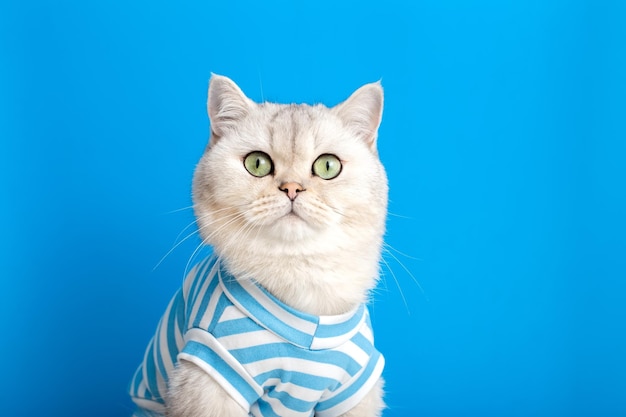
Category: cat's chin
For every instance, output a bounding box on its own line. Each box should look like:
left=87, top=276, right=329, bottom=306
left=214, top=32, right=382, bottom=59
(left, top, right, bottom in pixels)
left=270, top=212, right=318, bottom=241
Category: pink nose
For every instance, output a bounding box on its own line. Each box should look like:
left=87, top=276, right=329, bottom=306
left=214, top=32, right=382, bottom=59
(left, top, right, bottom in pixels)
left=279, top=182, right=304, bottom=201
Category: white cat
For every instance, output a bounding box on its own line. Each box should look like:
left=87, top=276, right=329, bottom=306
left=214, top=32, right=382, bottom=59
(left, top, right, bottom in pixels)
left=130, top=74, right=388, bottom=417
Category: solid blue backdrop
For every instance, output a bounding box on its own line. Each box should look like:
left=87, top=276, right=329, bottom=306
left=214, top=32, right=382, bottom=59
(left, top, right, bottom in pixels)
left=1, top=1, right=624, bottom=416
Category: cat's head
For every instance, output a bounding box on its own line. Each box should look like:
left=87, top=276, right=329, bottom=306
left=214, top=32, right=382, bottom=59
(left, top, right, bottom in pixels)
left=192, top=75, right=387, bottom=310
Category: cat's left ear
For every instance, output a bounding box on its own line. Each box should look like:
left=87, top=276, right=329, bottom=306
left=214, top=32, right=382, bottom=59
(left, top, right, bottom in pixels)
left=333, top=81, right=384, bottom=151
left=207, top=74, right=254, bottom=141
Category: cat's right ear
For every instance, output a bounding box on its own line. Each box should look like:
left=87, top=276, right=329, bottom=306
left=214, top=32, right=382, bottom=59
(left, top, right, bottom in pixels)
left=207, top=74, right=253, bottom=141
left=332, top=81, right=384, bottom=152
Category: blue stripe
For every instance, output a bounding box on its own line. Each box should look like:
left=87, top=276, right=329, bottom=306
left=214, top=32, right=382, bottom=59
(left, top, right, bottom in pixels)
left=167, top=291, right=184, bottom=364
left=221, top=276, right=315, bottom=347
left=207, top=293, right=231, bottom=333
left=266, top=386, right=318, bottom=412
left=176, top=294, right=186, bottom=334
left=315, top=305, right=364, bottom=339
left=256, top=398, right=281, bottom=417
left=212, top=317, right=262, bottom=338
left=144, top=387, right=153, bottom=400
left=230, top=343, right=361, bottom=376
left=186, top=259, right=208, bottom=304
left=130, top=365, right=142, bottom=396
left=144, top=342, right=163, bottom=401
left=315, top=351, right=383, bottom=412
left=171, top=290, right=186, bottom=355
left=255, top=370, right=341, bottom=392
left=351, top=332, right=374, bottom=353
left=186, top=258, right=215, bottom=319
left=191, top=267, right=220, bottom=328
left=255, top=284, right=318, bottom=325
left=182, top=340, right=260, bottom=406
left=155, top=320, right=168, bottom=386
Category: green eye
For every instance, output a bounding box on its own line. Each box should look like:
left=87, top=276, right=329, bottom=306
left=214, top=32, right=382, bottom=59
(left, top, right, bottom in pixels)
left=312, top=154, right=342, bottom=180
left=244, top=151, right=273, bottom=177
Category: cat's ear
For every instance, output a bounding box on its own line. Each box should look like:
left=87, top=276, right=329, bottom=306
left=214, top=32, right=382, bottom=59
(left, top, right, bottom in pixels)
left=333, top=81, right=384, bottom=151
left=207, top=74, right=253, bottom=139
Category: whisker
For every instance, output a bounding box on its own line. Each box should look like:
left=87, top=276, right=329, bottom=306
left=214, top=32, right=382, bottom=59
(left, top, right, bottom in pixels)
left=153, top=211, right=232, bottom=272
left=387, top=211, right=413, bottom=220
left=220, top=215, right=258, bottom=267
left=382, top=245, right=428, bottom=300
left=182, top=210, right=249, bottom=281
left=154, top=230, right=196, bottom=271
left=324, top=201, right=345, bottom=218
left=161, top=205, right=195, bottom=215
left=173, top=210, right=218, bottom=244
left=217, top=203, right=271, bottom=265
left=258, top=70, right=265, bottom=102
left=173, top=217, right=202, bottom=245
left=383, top=242, right=423, bottom=261
left=174, top=207, right=238, bottom=241
left=379, top=256, right=411, bottom=315
left=183, top=236, right=212, bottom=286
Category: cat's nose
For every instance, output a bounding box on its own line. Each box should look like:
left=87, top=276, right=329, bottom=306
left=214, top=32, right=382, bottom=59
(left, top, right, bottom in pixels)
left=279, top=182, right=304, bottom=201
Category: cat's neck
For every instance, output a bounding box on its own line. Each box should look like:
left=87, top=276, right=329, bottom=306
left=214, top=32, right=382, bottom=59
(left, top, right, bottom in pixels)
left=216, top=236, right=382, bottom=316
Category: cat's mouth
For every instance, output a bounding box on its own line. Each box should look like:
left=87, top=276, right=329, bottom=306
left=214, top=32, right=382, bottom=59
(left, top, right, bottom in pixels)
left=269, top=208, right=312, bottom=239
left=281, top=205, right=308, bottom=224
left=284, top=209, right=302, bottom=220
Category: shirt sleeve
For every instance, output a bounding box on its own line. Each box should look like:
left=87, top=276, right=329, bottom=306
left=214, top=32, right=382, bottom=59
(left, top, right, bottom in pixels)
left=178, top=327, right=264, bottom=412
left=314, top=349, right=385, bottom=417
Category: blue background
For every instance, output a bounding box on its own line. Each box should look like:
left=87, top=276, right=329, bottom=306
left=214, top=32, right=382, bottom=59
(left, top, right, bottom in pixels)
left=1, top=1, right=625, bottom=416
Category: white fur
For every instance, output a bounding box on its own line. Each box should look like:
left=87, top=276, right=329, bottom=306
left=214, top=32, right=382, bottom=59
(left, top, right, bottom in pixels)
left=166, top=361, right=248, bottom=417
left=166, top=74, right=387, bottom=417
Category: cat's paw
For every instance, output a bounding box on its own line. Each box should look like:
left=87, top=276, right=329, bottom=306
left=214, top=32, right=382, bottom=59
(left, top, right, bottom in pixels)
left=338, top=378, right=386, bottom=417
left=166, top=360, right=248, bottom=417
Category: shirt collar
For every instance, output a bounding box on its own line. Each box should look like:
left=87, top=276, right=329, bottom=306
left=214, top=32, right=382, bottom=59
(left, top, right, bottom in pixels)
left=217, top=262, right=366, bottom=350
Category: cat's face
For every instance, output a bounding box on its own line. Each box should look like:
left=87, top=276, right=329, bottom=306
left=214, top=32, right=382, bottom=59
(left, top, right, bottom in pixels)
left=192, top=75, right=387, bottom=261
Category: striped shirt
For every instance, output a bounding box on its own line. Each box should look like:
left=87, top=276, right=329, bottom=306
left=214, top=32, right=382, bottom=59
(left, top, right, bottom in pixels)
left=129, top=257, right=384, bottom=417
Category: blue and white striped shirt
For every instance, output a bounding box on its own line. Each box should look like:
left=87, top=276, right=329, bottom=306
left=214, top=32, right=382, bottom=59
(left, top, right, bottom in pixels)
left=129, top=257, right=384, bottom=417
